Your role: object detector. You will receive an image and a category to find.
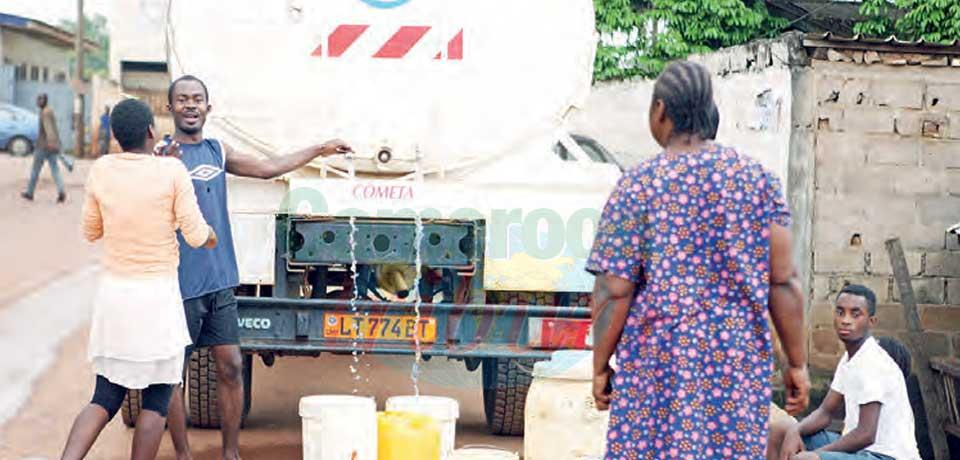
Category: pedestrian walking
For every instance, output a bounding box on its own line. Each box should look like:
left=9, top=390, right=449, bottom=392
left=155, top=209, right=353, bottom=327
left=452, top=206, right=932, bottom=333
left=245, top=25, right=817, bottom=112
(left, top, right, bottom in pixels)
left=97, top=105, right=111, bottom=157
left=587, top=61, right=811, bottom=458
left=60, top=99, right=217, bottom=460
left=22, top=94, right=72, bottom=203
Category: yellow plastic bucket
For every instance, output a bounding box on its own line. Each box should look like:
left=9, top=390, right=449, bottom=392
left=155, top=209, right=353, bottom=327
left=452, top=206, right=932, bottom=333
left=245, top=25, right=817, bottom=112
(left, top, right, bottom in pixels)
left=378, top=411, right=442, bottom=460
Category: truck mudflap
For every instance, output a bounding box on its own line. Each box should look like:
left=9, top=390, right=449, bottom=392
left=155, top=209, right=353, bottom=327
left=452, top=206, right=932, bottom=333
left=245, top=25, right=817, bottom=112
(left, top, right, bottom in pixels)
left=236, top=297, right=591, bottom=359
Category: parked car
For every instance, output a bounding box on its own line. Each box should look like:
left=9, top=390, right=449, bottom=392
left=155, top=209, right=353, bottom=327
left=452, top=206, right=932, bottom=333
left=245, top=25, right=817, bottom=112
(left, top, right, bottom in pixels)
left=554, top=133, right=624, bottom=171
left=0, top=103, right=38, bottom=157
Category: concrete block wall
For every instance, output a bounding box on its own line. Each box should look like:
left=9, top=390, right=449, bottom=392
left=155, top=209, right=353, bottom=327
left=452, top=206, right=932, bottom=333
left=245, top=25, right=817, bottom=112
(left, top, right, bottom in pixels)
left=808, top=55, right=960, bottom=371
left=568, top=33, right=803, bottom=185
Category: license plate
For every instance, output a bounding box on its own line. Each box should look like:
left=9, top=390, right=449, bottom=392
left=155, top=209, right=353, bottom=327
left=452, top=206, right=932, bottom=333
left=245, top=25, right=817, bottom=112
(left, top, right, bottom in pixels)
left=323, top=313, right=437, bottom=343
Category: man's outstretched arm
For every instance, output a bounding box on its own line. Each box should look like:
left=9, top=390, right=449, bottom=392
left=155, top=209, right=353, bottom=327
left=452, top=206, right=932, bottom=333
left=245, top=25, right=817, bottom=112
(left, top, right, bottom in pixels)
left=224, top=139, right=351, bottom=179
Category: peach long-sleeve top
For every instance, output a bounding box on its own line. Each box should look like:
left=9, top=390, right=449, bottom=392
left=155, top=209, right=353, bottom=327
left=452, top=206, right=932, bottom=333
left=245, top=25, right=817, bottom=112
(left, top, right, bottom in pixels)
left=82, top=153, right=211, bottom=275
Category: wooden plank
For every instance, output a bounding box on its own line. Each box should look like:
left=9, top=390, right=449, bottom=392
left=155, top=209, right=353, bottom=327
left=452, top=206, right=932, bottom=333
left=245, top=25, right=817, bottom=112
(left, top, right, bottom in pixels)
left=886, top=238, right=952, bottom=460
left=886, top=238, right=922, bottom=331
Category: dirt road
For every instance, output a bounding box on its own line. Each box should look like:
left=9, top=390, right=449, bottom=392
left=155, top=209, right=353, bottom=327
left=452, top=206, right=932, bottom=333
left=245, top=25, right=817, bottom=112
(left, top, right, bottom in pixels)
left=0, top=156, right=523, bottom=459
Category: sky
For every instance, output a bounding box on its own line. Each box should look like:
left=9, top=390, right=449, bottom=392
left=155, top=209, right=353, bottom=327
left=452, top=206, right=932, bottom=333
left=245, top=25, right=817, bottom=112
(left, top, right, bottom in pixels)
left=0, top=0, right=110, bottom=27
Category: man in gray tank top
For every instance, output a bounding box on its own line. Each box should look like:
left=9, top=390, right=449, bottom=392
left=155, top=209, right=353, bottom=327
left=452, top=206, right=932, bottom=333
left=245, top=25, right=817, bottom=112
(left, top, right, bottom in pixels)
left=163, top=75, right=350, bottom=460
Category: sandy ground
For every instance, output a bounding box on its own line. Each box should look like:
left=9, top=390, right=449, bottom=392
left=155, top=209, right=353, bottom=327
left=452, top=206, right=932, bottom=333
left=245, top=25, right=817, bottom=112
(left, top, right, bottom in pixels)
left=0, top=155, right=523, bottom=459
left=0, top=155, right=97, bottom=308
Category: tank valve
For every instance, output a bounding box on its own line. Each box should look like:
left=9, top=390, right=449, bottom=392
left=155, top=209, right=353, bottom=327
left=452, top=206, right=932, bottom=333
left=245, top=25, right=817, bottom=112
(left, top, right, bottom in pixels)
left=377, top=147, right=392, bottom=164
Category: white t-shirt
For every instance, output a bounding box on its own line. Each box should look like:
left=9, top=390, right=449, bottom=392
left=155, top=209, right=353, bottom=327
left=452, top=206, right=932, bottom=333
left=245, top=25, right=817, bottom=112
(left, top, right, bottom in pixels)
left=830, top=336, right=921, bottom=460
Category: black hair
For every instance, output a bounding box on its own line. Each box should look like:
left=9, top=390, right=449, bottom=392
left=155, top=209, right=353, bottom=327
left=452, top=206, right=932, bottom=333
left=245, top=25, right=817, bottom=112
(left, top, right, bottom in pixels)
left=110, top=98, right=154, bottom=151
left=706, top=104, right=719, bottom=140
left=168, top=74, right=209, bottom=104
left=876, top=335, right=912, bottom=379
left=652, top=60, right=718, bottom=139
left=838, top=284, right=877, bottom=316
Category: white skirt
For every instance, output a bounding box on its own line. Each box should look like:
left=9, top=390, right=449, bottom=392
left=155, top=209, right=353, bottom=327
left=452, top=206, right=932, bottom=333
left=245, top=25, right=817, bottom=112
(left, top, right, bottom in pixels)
left=88, top=271, right=192, bottom=389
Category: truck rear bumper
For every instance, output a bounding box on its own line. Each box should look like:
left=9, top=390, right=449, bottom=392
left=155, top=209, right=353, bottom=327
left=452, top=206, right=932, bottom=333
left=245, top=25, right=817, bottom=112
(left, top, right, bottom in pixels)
left=241, top=340, right=557, bottom=359
left=236, top=296, right=590, bottom=359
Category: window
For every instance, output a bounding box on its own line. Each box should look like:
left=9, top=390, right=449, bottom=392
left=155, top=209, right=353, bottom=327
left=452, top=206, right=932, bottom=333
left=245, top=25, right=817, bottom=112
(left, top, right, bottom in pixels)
left=42, top=67, right=49, bottom=82
left=30, top=66, right=39, bottom=81
left=579, top=141, right=608, bottom=163
left=55, top=72, right=67, bottom=82
left=15, top=63, right=27, bottom=81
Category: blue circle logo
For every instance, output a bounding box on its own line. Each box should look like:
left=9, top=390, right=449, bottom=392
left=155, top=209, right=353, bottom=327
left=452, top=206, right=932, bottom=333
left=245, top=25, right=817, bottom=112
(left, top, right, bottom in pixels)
left=360, top=0, right=411, bottom=8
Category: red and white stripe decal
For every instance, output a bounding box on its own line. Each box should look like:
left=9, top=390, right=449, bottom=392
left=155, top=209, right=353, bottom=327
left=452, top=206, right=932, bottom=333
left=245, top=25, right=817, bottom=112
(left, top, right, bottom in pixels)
left=313, top=24, right=463, bottom=60
left=373, top=25, right=431, bottom=58
left=328, top=24, right=370, bottom=57
left=447, top=29, right=463, bottom=60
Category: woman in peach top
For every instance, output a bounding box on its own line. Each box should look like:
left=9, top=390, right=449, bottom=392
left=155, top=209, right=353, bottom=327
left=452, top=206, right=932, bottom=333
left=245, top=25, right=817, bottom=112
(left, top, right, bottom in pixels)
left=61, top=99, right=217, bottom=460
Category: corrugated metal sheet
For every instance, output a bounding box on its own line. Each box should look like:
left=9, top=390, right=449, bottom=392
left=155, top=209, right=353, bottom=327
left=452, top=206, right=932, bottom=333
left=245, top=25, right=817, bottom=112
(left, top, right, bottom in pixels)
left=765, top=0, right=863, bottom=35
left=805, top=32, right=960, bottom=56
left=0, top=11, right=100, bottom=51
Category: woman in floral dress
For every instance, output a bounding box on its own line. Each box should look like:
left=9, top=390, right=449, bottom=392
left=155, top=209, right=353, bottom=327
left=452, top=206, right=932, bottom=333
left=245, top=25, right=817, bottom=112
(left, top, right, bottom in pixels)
left=587, top=61, right=811, bottom=459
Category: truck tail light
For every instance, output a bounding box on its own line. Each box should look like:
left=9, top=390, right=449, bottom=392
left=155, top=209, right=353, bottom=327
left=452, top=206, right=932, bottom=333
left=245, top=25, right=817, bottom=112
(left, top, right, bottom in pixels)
left=527, top=318, right=592, bottom=349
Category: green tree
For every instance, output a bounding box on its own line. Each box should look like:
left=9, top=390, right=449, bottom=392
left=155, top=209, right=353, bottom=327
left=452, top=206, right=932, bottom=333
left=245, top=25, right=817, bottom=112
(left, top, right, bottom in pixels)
left=58, top=14, right=110, bottom=80
left=855, top=0, right=960, bottom=44
left=593, top=0, right=787, bottom=81
left=897, top=0, right=960, bottom=43
left=594, top=0, right=650, bottom=81
left=852, top=0, right=896, bottom=37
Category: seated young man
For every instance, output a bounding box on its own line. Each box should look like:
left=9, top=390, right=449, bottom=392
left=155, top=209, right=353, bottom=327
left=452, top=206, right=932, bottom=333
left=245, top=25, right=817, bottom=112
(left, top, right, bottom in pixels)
left=779, top=284, right=920, bottom=460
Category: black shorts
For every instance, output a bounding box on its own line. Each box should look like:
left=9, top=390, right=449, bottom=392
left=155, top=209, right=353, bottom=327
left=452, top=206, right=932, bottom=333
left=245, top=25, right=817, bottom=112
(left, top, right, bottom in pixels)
left=184, top=288, right=240, bottom=358
left=91, top=375, right=173, bottom=418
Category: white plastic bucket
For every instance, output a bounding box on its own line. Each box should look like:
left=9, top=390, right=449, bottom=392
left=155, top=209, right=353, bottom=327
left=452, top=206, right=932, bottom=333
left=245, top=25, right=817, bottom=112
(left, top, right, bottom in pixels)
left=385, top=395, right=459, bottom=460
left=451, top=446, right=519, bottom=460
left=299, top=395, right=377, bottom=460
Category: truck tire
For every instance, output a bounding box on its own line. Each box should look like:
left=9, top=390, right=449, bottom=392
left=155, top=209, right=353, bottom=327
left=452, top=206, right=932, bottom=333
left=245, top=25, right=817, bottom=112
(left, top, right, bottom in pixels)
left=188, top=348, right=253, bottom=429
left=482, top=357, right=537, bottom=436
left=121, top=385, right=187, bottom=428
left=120, top=389, right=142, bottom=427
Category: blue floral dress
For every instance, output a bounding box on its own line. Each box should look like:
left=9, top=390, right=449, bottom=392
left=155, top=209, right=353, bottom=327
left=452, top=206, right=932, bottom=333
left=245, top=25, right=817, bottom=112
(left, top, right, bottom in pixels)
left=586, top=144, right=791, bottom=459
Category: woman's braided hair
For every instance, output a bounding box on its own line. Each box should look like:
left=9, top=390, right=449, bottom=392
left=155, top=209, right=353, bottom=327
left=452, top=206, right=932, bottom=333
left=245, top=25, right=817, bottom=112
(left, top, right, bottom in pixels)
left=653, top=60, right=719, bottom=140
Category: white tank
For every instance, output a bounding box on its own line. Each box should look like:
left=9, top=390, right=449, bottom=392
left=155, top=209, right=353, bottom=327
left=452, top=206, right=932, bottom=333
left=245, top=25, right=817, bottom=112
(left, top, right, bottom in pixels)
left=166, top=0, right=597, bottom=174
left=524, top=350, right=609, bottom=460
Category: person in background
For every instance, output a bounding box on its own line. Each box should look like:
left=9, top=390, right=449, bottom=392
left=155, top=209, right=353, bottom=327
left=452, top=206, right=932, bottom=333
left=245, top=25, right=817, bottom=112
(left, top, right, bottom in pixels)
left=779, top=284, right=921, bottom=460
left=98, top=105, right=112, bottom=156
left=59, top=98, right=216, bottom=460
left=22, top=93, right=72, bottom=203
left=588, top=60, right=810, bottom=458
left=770, top=334, right=917, bottom=459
